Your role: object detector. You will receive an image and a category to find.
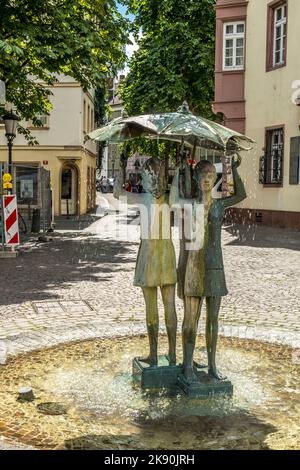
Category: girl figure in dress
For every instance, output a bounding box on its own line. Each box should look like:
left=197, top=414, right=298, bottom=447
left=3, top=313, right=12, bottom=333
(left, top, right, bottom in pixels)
left=172, top=155, right=246, bottom=382
left=114, top=156, right=177, bottom=367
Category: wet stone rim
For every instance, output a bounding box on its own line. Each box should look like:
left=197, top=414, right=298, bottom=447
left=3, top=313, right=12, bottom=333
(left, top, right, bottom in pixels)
left=0, top=334, right=298, bottom=451
left=0, top=324, right=299, bottom=450
left=0, top=320, right=299, bottom=365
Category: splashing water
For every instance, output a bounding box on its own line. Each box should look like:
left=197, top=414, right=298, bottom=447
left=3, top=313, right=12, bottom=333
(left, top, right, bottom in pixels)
left=0, top=335, right=299, bottom=450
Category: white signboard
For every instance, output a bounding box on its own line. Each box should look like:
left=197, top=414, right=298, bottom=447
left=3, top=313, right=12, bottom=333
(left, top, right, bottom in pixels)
left=20, top=180, right=34, bottom=199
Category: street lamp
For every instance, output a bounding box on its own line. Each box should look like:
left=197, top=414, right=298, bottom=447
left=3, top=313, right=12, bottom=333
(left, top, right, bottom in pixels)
left=134, top=159, right=141, bottom=172
left=111, top=155, right=115, bottom=178
left=2, top=111, right=20, bottom=177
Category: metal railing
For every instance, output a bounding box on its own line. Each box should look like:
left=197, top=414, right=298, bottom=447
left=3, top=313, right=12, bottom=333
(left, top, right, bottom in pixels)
left=259, top=147, right=283, bottom=185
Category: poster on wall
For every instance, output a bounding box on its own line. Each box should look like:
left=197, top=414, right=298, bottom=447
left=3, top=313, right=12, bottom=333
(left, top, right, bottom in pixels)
left=20, top=179, right=34, bottom=199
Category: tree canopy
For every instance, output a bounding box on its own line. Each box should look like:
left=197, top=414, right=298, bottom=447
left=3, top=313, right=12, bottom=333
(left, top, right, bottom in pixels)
left=121, top=0, right=216, bottom=117
left=0, top=0, right=129, bottom=140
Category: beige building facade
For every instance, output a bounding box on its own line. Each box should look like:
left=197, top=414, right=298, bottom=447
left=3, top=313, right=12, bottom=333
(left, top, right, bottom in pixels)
left=0, top=75, right=97, bottom=218
left=101, top=75, right=125, bottom=179
left=214, top=0, right=300, bottom=229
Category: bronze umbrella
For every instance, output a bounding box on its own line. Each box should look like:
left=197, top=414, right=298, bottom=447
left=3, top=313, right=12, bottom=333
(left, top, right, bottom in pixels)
left=87, top=102, right=254, bottom=155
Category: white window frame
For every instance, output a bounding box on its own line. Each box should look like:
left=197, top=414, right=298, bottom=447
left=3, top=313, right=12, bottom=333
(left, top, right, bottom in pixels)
left=87, top=104, right=90, bottom=133
left=35, top=112, right=49, bottom=127
left=273, top=4, right=287, bottom=67
left=223, top=21, right=245, bottom=71
left=29, top=111, right=49, bottom=128
left=83, top=99, right=87, bottom=133
left=91, top=108, right=94, bottom=132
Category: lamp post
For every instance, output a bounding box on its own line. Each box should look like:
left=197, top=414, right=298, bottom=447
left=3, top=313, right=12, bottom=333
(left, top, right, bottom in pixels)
left=134, top=159, right=141, bottom=191
left=111, top=155, right=115, bottom=178
left=134, top=159, right=141, bottom=173
left=2, top=111, right=20, bottom=181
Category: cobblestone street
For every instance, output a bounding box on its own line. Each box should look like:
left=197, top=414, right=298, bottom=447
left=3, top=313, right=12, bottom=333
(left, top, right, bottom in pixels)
left=0, top=193, right=299, bottom=363
left=0, top=194, right=299, bottom=450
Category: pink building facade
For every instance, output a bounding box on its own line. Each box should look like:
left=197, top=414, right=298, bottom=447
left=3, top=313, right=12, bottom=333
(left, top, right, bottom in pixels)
left=213, top=0, right=248, bottom=134
left=214, top=0, right=300, bottom=229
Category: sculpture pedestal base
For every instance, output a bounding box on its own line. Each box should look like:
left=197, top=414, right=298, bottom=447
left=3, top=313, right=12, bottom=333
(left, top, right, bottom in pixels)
left=132, top=356, right=181, bottom=390
left=177, top=369, right=233, bottom=398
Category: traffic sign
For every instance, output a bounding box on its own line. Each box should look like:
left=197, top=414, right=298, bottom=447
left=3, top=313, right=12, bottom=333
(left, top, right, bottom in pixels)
left=2, top=173, right=12, bottom=183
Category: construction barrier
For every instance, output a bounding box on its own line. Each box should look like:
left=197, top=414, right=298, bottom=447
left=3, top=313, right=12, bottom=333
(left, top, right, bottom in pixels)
left=2, top=195, right=20, bottom=245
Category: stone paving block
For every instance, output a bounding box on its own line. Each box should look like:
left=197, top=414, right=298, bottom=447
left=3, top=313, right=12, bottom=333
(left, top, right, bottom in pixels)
left=0, top=208, right=299, bottom=359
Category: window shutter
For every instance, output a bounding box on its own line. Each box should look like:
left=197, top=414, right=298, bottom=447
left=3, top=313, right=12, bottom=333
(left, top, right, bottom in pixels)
left=289, top=137, right=300, bottom=185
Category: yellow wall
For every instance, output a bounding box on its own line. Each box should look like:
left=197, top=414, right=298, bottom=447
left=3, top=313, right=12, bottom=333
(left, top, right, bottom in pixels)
left=239, top=0, right=300, bottom=213
left=0, top=76, right=97, bottom=216
left=0, top=146, right=96, bottom=215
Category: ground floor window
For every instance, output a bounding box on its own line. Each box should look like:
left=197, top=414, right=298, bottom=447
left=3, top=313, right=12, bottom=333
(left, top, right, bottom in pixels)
left=15, top=165, right=39, bottom=205
left=260, top=127, right=284, bottom=185
left=289, top=136, right=300, bottom=185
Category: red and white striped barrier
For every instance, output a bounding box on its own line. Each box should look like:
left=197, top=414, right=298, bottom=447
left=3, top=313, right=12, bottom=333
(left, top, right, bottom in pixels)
left=2, top=195, right=20, bottom=246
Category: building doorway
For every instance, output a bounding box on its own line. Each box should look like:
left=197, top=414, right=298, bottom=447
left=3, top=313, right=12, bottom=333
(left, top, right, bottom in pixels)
left=60, top=164, right=78, bottom=215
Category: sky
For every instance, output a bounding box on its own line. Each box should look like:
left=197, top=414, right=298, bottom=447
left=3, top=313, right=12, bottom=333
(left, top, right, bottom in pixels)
left=117, top=2, right=135, bottom=22
left=117, top=2, right=138, bottom=74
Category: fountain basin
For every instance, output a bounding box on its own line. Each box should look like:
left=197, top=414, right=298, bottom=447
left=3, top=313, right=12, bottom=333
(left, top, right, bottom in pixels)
left=0, top=335, right=299, bottom=450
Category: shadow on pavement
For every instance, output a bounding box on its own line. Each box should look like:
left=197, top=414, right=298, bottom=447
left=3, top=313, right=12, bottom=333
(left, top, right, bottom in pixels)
left=0, top=236, right=138, bottom=307
left=224, top=223, right=300, bottom=251
left=53, top=213, right=106, bottom=232
left=63, top=410, right=276, bottom=450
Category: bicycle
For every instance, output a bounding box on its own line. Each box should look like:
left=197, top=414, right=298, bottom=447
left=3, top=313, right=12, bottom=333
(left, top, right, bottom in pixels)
left=0, top=210, right=27, bottom=238
left=18, top=211, right=27, bottom=234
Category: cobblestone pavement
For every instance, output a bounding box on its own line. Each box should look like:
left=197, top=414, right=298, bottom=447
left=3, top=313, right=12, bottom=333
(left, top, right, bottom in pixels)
left=0, top=194, right=300, bottom=362
left=0, top=193, right=299, bottom=449
left=0, top=194, right=299, bottom=344
left=0, top=436, right=34, bottom=450
left=0, top=193, right=300, bottom=359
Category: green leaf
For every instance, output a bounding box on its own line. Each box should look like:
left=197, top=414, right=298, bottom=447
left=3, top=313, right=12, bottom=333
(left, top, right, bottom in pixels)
left=121, top=0, right=216, bottom=123
left=0, top=0, right=130, bottom=141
